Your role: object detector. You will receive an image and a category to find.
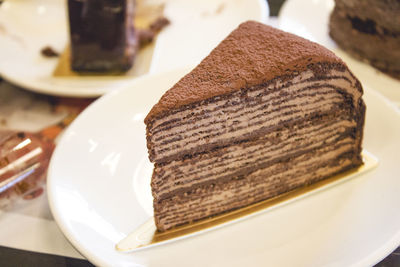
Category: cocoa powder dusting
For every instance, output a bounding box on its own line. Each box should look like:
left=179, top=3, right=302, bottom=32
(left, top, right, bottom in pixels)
left=145, top=21, right=344, bottom=124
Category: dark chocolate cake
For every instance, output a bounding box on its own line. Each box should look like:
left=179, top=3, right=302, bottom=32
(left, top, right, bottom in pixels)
left=68, top=0, right=137, bottom=72
left=329, top=0, right=400, bottom=79
left=145, top=21, right=365, bottom=232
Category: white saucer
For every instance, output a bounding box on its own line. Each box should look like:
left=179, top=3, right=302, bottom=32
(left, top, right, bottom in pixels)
left=278, top=0, right=400, bottom=106
left=0, top=0, right=268, bottom=97
left=48, top=68, right=400, bottom=267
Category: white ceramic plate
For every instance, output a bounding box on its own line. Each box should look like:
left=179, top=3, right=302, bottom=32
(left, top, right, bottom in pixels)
left=0, top=0, right=268, bottom=97
left=278, top=0, right=400, bottom=106
left=48, top=68, right=400, bottom=267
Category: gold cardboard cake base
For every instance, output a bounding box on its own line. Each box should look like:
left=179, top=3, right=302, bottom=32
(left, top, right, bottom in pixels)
left=116, top=151, right=378, bottom=252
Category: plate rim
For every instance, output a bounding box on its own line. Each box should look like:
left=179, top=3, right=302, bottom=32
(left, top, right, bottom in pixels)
left=47, top=67, right=191, bottom=266
left=0, top=0, right=269, bottom=98
left=277, top=0, right=400, bottom=263
left=48, top=67, right=400, bottom=266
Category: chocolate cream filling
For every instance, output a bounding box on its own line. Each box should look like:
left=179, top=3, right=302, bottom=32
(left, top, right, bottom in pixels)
left=146, top=67, right=362, bottom=164
left=151, top=113, right=358, bottom=201
left=154, top=142, right=361, bottom=231
left=149, top=65, right=364, bottom=231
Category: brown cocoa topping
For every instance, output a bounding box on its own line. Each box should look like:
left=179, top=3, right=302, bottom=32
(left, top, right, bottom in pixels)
left=145, top=21, right=344, bottom=124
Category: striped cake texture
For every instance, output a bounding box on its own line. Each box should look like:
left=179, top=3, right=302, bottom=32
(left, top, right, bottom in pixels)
left=329, top=0, right=400, bottom=79
left=145, top=21, right=365, bottom=232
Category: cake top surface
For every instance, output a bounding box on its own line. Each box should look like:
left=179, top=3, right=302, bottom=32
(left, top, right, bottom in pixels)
left=145, top=21, right=343, bottom=123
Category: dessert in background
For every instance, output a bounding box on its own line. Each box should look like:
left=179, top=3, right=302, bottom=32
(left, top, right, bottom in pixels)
left=329, top=0, right=400, bottom=79
left=67, top=0, right=137, bottom=73
left=145, top=21, right=366, bottom=231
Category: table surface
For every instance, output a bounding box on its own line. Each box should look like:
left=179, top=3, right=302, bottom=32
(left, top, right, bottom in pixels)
left=0, top=0, right=399, bottom=266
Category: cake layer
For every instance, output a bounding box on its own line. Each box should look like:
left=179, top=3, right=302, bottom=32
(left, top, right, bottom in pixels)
left=151, top=113, right=357, bottom=201
left=154, top=141, right=361, bottom=231
left=145, top=21, right=366, bottom=233
left=329, top=1, right=400, bottom=79
left=146, top=66, right=363, bottom=164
